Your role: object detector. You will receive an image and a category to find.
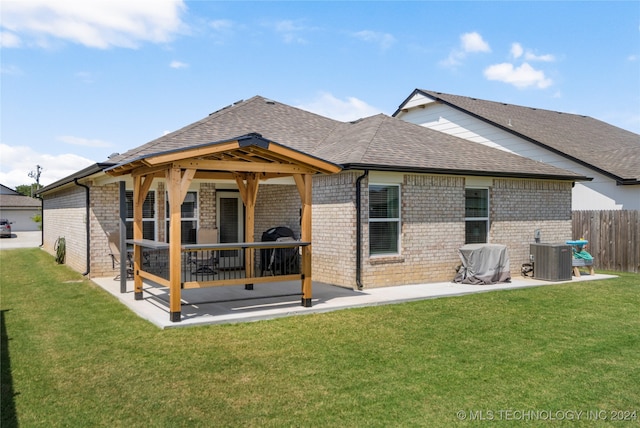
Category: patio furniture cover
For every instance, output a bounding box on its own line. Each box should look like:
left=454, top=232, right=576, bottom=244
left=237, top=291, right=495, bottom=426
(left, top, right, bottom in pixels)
left=453, top=243, right=511, bottom=285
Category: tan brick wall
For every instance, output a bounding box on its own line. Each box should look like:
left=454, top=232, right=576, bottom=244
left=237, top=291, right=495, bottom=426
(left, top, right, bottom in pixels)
left=312, top=172, right=359, bottom=287
left=199, top=182, right=216, bottom=231
left=89, top=183, right=120, bottom=278
left=358, top=175, right=573, bottom=288
left=490, top=179, right=573, bottom=273
left=42, top=185, right=90, bottom=274
left=361, top=175, right=465, bottom=287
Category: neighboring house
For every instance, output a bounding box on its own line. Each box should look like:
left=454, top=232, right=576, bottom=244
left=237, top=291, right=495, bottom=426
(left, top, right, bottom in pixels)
left=0, top=184, right=42, bottom=231
left=38, top=96, right=587, bottom=290
left=394, top=89, right=640, bottom=210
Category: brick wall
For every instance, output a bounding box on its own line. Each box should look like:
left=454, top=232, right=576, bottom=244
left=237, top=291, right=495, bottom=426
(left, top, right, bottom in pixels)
left=88, top=183, right=120, bottom=278
left=42, top=185, right=90, bottom=274
left=490, top=179, right=573, bottom=273
left=361, top=175, right=466, bottom=287
left=358, top=175, right=573, bottom=288
left=312, top=172, right=359, bottom=287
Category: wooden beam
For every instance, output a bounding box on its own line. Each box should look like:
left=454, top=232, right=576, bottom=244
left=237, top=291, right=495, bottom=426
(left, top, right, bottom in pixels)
left=293, top=174, right=305, bottom=200
left=174, top=159, right=317, bottom=175
left=300, top=174, right=313, bottom=307
left=131, top=164, right=170, bottom=178
left=235, top=173, right=259, bottom=287
left=167, top=166, right=183, bottom=322
left=266, top=143, right=342, bottom=174
left=137, top=175, right=154, bottom=207
left=180, top=168, right=196, bottom=202
left=144, top=140, right=241, bottom=166
left=132, top=175, right=143, bottom=299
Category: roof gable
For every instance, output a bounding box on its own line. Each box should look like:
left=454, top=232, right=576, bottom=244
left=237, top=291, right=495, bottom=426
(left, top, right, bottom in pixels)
left=396, top=89, right=640, bottom=184
left=105, top=133, right=342, bottom=179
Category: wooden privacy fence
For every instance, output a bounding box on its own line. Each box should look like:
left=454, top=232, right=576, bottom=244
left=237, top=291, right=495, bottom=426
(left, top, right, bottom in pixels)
left=572, top=210, right=639, bottom=273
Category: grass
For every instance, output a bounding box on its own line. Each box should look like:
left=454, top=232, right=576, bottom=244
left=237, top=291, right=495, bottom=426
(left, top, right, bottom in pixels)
left=1, top=248, right=639, bottom=427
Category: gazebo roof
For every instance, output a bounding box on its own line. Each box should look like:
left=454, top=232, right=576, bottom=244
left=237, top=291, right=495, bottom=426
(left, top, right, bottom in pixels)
left=105, top=132, right=342, bottom=178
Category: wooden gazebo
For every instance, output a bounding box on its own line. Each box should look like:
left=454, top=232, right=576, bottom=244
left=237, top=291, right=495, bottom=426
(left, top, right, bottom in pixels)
left=105, top=133, right=341, bottom=322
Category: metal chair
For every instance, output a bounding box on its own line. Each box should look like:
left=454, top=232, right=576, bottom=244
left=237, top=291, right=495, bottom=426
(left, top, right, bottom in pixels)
left=190, top=228, right=219, bottom=275
left=107, top=231, right=133, bottom=280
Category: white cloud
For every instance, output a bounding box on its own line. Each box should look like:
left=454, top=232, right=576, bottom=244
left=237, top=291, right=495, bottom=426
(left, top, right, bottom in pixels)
left=353, top=30, right=396, bottom=50
left=440, top=31, right=491, bottom=68
left=511, top=42, right=555, bottom=62
left=524, top=51, right=555, bottom=62
left=627, top=54, right=638, bottom=62
left=460, top=32, right=491, bottom=53
left=56, top=135, right=112, bottom=148
left=0, top=143, right=95, bottom=188
left=0, top=0, right=187, bottom=49
left=484, top=62, right=553, bottom=89
left=210, top=19, right=234, bottom=32
left=272, top=20, right=309, bottom=44
left=295, top=92, right=383, bottom=122
left=170, top=60, right=189, bottom=69
left=511, top=42, right=524, bottom=59
left=0, top=30, right=21, bottom=47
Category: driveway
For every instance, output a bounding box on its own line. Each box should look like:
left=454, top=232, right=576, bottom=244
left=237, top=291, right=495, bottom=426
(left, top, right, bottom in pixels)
left=0, top=231, right=42, bottom=250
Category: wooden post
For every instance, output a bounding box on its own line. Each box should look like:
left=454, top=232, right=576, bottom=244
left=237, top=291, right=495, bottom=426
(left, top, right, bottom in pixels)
left=235, top=173, right=259, bottom=290
left=133, top=175, right=143, bottom=300
left=133, top=175, right=154, bottom=300
left=299, top=174, right=313, bottom=307
left=167, top=167, right=183, bottom=322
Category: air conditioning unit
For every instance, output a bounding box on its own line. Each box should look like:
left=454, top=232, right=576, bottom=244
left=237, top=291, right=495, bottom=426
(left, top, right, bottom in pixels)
left=530, top=243, right=572, bottom=281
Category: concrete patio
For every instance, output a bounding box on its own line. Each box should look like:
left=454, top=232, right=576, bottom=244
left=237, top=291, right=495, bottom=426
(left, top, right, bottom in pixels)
left=92, top=272, right=616, bottom=329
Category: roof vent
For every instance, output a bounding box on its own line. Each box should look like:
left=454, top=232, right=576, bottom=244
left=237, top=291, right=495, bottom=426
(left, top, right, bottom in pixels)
left=265, top=99, right=275, bottom=105
left=108, top=152, right=120, bottom=159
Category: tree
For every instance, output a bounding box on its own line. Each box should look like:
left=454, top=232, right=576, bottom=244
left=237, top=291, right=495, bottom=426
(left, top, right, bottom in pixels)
left=14, top=184, right=42, bottom=197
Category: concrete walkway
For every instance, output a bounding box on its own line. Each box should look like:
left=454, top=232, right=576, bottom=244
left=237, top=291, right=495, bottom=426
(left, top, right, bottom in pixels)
left=0, top=231, right=42, bottom=250
left=92, top=272, right=616, bottom=329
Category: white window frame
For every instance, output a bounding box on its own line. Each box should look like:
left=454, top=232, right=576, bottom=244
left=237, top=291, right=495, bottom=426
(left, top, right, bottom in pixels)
left=125, top=190, right=157, bottom=241
left=464, top=187, right=489, bottom=244
left=165, top=190, right=199, bottom=244
left=368, top=183, right=401, bottom=256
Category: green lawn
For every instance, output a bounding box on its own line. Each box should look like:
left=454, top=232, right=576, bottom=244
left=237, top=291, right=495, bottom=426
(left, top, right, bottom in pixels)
left=1, top=248, right=639, bottom=427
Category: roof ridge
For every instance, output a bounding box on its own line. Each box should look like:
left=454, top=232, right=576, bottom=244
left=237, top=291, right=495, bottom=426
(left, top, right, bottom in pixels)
left=419, top=89, right=590, bottom=118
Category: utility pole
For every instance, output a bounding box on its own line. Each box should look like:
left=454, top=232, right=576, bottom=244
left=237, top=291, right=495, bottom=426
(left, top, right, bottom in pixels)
left=28, top=165, right=43, bottom=197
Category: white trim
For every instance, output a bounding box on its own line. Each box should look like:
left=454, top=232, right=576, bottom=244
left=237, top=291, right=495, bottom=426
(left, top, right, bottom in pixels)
left=368, top=183, right=402, bottom=256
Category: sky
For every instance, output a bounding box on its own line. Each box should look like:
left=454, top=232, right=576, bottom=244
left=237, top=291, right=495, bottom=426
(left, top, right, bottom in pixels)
left=1, top=0, right=639, bottom=189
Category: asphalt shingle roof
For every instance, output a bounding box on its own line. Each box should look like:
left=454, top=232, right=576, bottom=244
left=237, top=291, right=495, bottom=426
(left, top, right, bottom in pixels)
left=107, top=95, right=585, bottom=181
left=405, top=89, right=640, bottom=183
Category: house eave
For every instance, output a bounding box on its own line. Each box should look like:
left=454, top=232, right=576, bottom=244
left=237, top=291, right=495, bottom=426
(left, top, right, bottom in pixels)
left=37, top=163, right=114, bottom=195
left=341, top=163, right=591, bottom=182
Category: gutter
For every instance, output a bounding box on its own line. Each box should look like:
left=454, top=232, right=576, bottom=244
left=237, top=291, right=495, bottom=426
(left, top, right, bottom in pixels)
left=342, top=163, right=590, bottom=183
left=355, top=170, right=369, bottom=290
left=74, top=179, right=90, bottom=276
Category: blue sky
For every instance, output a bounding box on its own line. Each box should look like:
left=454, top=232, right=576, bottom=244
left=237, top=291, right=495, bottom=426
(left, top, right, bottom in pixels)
left=1, top=1, right=639, bottom=188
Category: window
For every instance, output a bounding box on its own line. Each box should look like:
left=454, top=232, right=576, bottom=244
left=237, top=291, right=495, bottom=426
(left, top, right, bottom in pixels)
left=166, top=191, right=198, bottom=244
left=369, top=184, right=400, bottom=255
left=125, top=191, right=156, bottom=240
left=465, top=188, right=489, bottom=244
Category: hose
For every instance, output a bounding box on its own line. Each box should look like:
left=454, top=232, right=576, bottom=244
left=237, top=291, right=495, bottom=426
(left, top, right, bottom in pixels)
left=54, top=237, right=66, bottom=264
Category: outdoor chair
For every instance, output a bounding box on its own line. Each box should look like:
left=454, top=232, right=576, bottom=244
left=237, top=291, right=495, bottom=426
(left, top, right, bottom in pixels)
left=189, top=228, right=219, bottom=275
left=107, top=231, right=133, bottom=280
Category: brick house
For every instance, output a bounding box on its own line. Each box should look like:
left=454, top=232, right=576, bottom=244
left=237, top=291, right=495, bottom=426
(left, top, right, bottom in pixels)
left=394, top=89, right=640, bottom=210
left=38, top=95, right=587, bottom=293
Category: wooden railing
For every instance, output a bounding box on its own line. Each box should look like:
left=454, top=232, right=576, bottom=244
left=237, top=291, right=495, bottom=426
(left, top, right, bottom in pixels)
left=129, top=239, right=309, bottom=289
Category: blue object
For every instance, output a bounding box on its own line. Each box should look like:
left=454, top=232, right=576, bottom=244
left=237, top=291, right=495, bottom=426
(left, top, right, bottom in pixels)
left=566, top=240, right=588, bottom=246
